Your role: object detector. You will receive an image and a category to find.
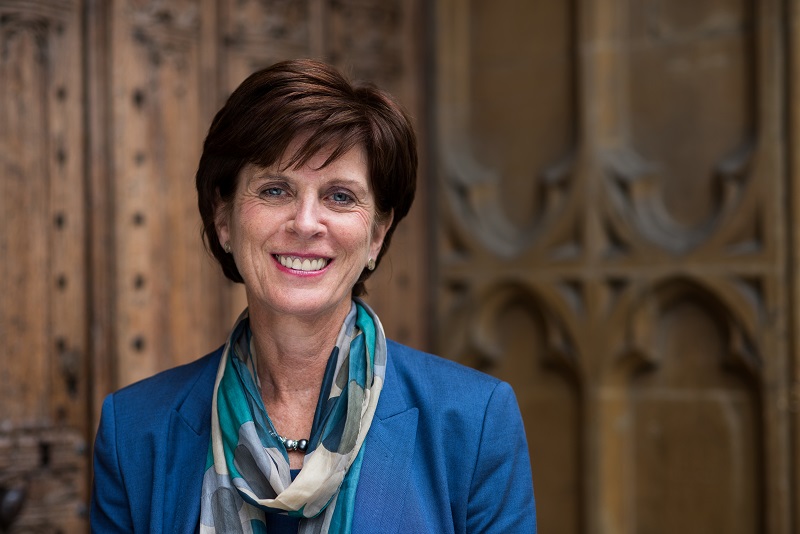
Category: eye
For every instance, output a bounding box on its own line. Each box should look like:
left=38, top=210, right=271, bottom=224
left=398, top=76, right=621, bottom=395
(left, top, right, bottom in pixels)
left=330, top=190, right=355, bottom=205
left=260, top=186, right=286, bottom=197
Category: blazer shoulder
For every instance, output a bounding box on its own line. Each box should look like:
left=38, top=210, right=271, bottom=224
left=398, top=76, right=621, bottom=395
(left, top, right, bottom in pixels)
left=385, top=339, right=506, bottom=410
left=109, top=346, right=222, bottom=423
left=387, top=338, right=501, bottom=387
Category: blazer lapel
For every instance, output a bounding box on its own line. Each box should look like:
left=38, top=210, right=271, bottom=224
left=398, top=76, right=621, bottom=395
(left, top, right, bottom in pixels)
left=163, top=412, right=208, bottom=533
left=352, top=349, right=419, bottom=534
left=163, top=353, right=219, bottom=533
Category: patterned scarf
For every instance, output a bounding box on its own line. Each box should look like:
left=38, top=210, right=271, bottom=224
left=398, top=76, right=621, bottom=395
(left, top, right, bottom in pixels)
left=199, top=299, right=386, bottom=533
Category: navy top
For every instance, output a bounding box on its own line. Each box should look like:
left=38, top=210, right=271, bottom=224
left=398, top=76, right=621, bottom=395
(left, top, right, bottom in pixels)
left=263, top=469, right=301, bottom=533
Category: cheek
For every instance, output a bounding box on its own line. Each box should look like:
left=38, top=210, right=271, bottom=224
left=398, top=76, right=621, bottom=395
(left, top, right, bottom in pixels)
left=339, top=228, right=370, bottom=255
left=236, top=205, right=277, bottom=239
left=237, top=202, right=259, bottom=228
left=350, top=215, right=378, bottom=252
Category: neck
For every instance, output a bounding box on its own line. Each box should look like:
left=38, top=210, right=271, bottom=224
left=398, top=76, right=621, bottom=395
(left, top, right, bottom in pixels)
left=246, top=297, right=352, bottom=403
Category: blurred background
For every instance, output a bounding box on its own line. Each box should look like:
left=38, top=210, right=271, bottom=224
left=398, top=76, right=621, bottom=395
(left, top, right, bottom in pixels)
left=0, top=0, right=796, bottom=532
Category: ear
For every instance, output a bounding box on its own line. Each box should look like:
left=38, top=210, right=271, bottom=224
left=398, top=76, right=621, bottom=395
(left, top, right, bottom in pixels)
left=214, top=196, right=232, bottom=249
left=369, top=210, right=394, bottom=260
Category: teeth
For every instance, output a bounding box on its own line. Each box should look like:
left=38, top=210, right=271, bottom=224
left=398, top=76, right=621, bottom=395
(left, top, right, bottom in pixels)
left=277, top=255, right=328, bottom=272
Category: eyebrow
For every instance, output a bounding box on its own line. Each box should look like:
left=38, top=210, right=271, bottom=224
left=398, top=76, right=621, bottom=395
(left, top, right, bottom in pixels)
left=248, top=171, right=370, bottom=195
left=248, top=171, right=286, bottom=183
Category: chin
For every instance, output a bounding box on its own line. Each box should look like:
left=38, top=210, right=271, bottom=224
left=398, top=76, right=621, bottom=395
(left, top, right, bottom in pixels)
left=266, top=292, right=352, bottom=319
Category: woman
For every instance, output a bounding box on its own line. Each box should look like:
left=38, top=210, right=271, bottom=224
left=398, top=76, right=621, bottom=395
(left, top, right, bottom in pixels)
left=91, top=59, right=536, bottom=533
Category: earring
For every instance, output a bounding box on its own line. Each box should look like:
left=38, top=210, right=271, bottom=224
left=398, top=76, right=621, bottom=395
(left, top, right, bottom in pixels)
left=223, top=242, right=232, bottom=253
left=367, top=258, right=376, bottom=271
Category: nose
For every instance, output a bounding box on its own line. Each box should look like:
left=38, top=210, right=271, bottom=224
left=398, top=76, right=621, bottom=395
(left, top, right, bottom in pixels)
left=287, top=196, right=325, bottom=238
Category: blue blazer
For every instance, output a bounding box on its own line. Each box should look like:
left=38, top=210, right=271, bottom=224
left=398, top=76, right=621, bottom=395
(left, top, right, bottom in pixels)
left=91, top=340, right=537, bottom=533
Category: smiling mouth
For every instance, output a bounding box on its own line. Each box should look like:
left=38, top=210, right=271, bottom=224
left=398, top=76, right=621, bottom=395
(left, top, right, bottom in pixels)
left=274, top=255, right=330, bottom=272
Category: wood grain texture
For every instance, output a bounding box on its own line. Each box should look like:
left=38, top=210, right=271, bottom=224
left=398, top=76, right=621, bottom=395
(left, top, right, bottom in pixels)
left=789, top=1, right=800, bottom=529
left=0, top=1, right=89, bottom=529
left=3, top=1, right=431, bottom=531
left=109, top=0, right=229, bottom=388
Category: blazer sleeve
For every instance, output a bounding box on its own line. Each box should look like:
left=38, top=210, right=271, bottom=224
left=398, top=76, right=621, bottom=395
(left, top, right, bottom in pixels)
left=467, top=381, right=537, bottom=533
left=91, top=393, right=134, bottom=532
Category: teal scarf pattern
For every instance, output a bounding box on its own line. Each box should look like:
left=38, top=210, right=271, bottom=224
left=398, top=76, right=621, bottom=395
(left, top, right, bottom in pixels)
left=199, top=299, right=387, bottom=533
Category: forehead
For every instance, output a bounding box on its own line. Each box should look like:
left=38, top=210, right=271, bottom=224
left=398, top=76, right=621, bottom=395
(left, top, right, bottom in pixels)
left=278, top=135, right=367, bottom=172
left=258, top=141, right=367, bottom=177
left=240, top=142, right=370, bottom=189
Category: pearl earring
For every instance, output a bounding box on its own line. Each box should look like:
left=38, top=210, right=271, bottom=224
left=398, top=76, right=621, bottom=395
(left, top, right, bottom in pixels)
left=223, top=242, right=232, bottom=253
left=367, top=258, right=376, bottom=271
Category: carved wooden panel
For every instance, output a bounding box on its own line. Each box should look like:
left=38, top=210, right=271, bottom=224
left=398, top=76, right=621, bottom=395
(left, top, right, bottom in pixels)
left=327, top=0, right=404, bottom=86
left=0, top=427, right=87, bottom=531
left=602, top=0, right=759, bottom=256
left=0, top=1, right=89, bottom=530
left=437, top=1, right=582, bottom=532
left=436, top=0, right=790, bottom=533
left=109, top=0, right=228, bottom=387
left=444, top=283, right=583, bottom=534
left=609, top=279, right=763, bottom=534
left=438, top=0, right=578, bottom=262
left=788, top=0, right=800, bottom=528
left=220, top=0, right=316, bottom=96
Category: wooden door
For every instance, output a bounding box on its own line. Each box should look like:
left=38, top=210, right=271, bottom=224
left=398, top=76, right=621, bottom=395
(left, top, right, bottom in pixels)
left=0, top=0, right=218, bottom=528
left=435, top=0, right=791, bottom=532
left=0, top=0, right=427, bottom=531
left=1, top=2, right=90, bottom=530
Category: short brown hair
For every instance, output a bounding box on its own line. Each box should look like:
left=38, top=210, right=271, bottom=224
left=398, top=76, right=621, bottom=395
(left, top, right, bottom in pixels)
left=196, top=59, right=417, bottom=296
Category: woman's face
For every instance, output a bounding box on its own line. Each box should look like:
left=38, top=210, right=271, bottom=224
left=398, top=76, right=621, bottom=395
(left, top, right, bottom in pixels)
left=216, top=141, right=391, bottom=321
